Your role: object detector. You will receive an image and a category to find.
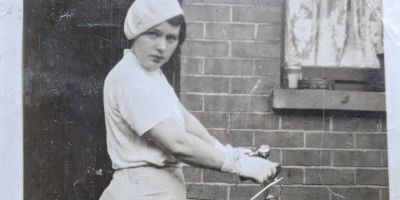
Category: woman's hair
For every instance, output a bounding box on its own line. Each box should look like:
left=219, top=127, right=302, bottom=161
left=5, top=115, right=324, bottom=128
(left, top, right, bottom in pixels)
left=129, top=15, right=187, bottom=47
left=167, top=15, right=186, bottom=45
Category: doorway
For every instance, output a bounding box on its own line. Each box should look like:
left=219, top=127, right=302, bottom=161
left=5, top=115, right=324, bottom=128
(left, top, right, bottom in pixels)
left=23, top=1, right=180, bottom=199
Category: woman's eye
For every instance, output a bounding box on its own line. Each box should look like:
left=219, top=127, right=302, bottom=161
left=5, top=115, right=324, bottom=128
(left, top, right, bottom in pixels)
left=166, top=35, right=178, bottom=43
left=146, top=31, right=160, bottom=38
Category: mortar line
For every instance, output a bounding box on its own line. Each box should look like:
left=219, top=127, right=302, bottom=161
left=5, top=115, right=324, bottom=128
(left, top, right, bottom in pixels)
left=254, top=24, right=259, bottom=39
left=203, top=22, right=207, bottom=39
left=201, top=58, right=205, bottom=74
left=229, top=6, right=233, bottom=22
left=201, top=95, right=205, bottom=111
left=227, top=186, right=230, bottom=200
left=252, top=131, right=255, bottom=146
left=353, top=132, right=357, bottom=149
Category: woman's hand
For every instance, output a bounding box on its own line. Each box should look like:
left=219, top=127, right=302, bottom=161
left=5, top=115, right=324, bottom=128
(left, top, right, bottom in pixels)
left=234, top=155, right=280, bottom=183
left=220, top=149, right=280, bottom=183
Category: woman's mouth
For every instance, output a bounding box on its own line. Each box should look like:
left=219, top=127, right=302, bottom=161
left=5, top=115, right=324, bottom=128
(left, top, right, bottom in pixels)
left=150, top=55, right=164, bottom=63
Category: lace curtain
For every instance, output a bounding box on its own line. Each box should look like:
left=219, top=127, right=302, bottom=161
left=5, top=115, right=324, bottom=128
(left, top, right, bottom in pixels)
left=285, top=0, right=383, bottom=68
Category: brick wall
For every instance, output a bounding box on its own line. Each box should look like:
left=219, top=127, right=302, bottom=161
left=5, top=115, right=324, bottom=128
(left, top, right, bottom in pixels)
left=179, top=1, right=388, bottom=200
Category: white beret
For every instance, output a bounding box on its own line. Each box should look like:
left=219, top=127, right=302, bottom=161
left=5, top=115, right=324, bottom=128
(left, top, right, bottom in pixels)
left=124, top=0, right=184, bottom=40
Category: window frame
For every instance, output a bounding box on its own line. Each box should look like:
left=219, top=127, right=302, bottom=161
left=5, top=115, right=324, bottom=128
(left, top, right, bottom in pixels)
left=273, top=0, right=386, bottom=112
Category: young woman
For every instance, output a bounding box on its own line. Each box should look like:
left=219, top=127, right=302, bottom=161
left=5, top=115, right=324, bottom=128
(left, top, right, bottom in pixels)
left=100, top=0, right=279, bottom=199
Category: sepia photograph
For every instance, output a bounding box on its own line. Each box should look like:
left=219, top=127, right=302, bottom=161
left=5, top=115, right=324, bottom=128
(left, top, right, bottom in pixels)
left=1, top=0, right=399, bottom=199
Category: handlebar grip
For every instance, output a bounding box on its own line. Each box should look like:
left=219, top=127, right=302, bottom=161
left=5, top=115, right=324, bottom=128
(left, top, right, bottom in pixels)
left=239, top=164, right=283, bottom=182
left=271, top=164, right=282, bottom=180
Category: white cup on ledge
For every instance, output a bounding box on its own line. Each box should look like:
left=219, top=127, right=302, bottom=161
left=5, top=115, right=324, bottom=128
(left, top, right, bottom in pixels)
left=284, top=62, right=302, bottom=89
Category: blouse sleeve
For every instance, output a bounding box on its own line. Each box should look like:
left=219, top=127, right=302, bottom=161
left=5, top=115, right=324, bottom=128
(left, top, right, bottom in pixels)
left=115, top=80, right=173, bottom=136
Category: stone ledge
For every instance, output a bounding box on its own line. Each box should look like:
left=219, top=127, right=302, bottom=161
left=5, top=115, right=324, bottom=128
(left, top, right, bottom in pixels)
left=273, top=89, right=386, bottom=112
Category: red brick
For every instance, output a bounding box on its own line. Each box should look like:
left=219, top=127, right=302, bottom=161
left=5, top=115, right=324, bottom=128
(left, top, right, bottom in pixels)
left=254, top=131, right=304, bottom=148
left=281, top=186, right=330, bottom=200
left=229, top=185, right=269, bottom=200
left=333, top=116, right=380, bottom=132
left=181, top=58, right=202, bottom=75
left=355, top=133, right=387, bottom=149
left=254, top=59, right=281, bottom=76
left=186, top=22, right=204, bottom=39
left=181, top=40, right=229, bottom=57
left=331, top=188, right=380, bottom=200
left=181, top=76, right=230, bottom=93
left=230, top=113, right=279, bottom=130
left=183, top=5, right=230, bottom=22
left=281, top=114, right=330, bottom=131
left=186, top=184, right=228, bottom=199
left=268, top=149, right=281, bottom=163
left=282, top=150, right=331, bottom=166
left=200, top=0, right=283, bottom=6
left=191, top=111, right=229, bottom=129
left=203, top=169, right=238, bottom=183
left=231, top=41, right=281, bottom=59
left=256, top=24, right=282, bottom=41
left=206, top=23, right=255, bottom=40
left=204, top=95, right=271, bottom=112
left=356, top=169, right=389, bottom=186
left=231, top=77, right=279, bottom=94
left=183, top=166, right=202, bottom=182
left=279, top=167, right=304, bottom=184
left=210, top=130, right=253, bottom=147
left=204, top=59, right=254, bottom=76
left=382, top=151, right=388, bottom=167
left=182, top=0, right=205, bottom=4
left=180, top=94, right=203, bottom=111
left=306, top=133, right=354, bottom=149
left=232, top=6, right=282, bottom=23
left=381, top=117, right=387, bottom=131
left=305, top=169, right=355, bottom=185
left=332, top=150, right=382, bottom=167
left=381, top=188, right=389, bottom=200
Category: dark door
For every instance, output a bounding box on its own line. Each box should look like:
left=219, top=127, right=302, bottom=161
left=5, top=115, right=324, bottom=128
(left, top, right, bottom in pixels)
left=23, top=1, right=180, bottom=199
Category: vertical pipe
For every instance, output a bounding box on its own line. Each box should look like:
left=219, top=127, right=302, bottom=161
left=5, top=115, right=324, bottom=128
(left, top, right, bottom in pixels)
left=384, top=0, right=400, bottom=199
left=0, top=0, right=24, bottom=199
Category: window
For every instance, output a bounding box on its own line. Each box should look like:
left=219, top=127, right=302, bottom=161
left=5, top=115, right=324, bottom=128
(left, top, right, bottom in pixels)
left=273, top=0, right=385, bottom=112
left=285, top=0, right=383, bottom=68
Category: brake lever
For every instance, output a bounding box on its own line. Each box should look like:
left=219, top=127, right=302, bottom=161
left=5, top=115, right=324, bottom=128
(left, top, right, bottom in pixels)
left=248, top=145, right=271, bottom=158
left=250, top=177, right=284, bottom=200
left=243, top=145, right=284, bottom=200
left=270, top=164, right=282, bottom=180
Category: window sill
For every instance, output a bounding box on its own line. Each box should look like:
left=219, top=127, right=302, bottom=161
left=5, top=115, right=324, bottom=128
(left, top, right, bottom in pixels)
left=272, top=89, right=386, bottom=112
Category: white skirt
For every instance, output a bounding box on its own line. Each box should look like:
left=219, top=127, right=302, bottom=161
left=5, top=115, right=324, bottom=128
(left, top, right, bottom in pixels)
left=99, top=166, right=186, bottom=200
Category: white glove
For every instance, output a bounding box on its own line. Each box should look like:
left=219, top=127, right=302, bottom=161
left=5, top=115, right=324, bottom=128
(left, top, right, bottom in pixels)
left=219, top=146, right=279, bottom=183
left=233, top=147, right=252, bottom=155
left=235, top=155, right=279, bottom=183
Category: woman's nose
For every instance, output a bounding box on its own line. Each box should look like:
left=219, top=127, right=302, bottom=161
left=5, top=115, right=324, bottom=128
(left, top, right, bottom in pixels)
left=156, top=38, right=167, bottom=52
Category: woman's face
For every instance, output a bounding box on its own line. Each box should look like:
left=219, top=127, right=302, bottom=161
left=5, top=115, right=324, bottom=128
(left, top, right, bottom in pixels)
left=132, top=21, right=180, bottom=71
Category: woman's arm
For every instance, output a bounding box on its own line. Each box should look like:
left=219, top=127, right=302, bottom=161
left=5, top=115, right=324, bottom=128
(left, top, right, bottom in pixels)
left=179, top=103, right=219, bottom=146
left=145, top=116, right=279, bottom=182
left=145, top=116, right=224, bottom=170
